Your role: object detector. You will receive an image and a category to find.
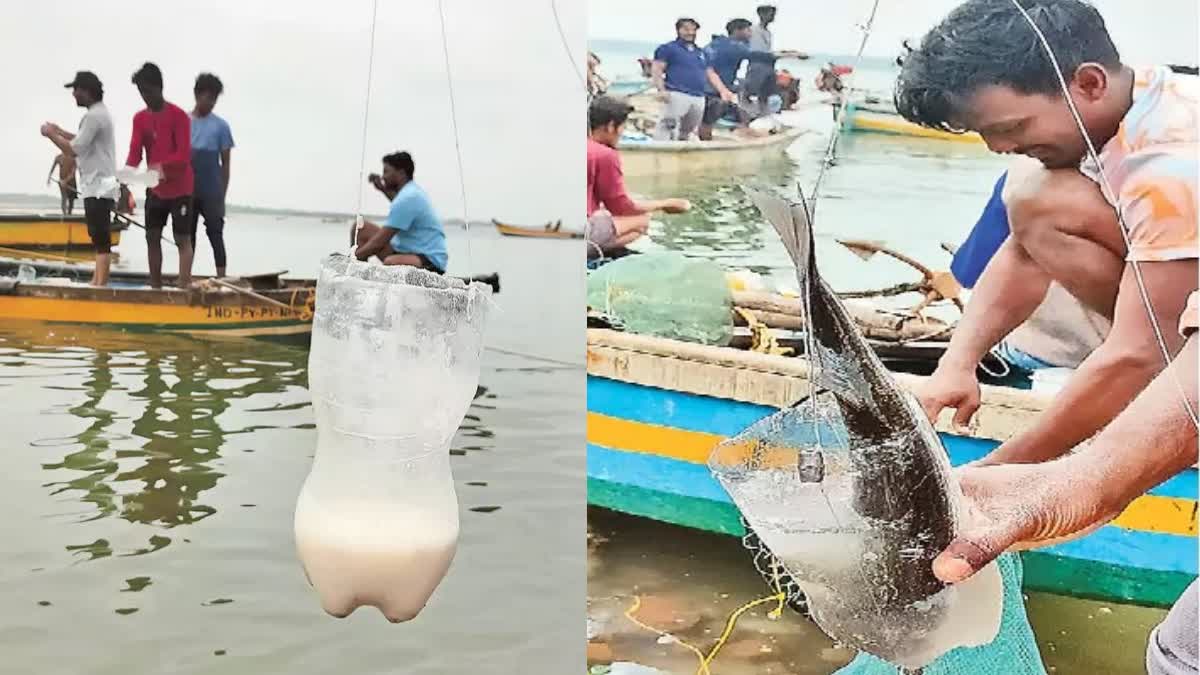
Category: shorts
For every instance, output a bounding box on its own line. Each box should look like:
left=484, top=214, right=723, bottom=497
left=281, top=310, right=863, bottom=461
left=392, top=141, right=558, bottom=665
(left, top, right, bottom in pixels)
left=145, top=190, right=192, bottom=240
left=586, top=211, right=616, bottom=259
left=83, top=197, right=115, bottom=254
left=383, top=248, right=444, bottom=274
left=702, top=96, right=730, bottom=126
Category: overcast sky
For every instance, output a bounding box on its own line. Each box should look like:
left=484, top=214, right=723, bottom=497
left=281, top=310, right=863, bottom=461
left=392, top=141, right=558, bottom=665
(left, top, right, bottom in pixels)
left=589, top=0, right=1199, bottom=65
left=0, top=0, right=584, bottom=221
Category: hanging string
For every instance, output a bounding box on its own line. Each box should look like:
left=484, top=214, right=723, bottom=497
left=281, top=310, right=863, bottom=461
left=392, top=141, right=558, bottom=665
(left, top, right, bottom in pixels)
left=807, top=0, right=883, bottom=218
left=436, top=0, right=473, bottom=282
left=549, top=0, right=586, bottom=93
left=1009, top=0, right=1198, bottom=427
left=350, top=0, right=381, bottom=255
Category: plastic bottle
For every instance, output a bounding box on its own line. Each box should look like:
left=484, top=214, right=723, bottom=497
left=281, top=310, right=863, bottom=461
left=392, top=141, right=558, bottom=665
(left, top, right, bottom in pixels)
left=295, top=255, right=491, bottom=621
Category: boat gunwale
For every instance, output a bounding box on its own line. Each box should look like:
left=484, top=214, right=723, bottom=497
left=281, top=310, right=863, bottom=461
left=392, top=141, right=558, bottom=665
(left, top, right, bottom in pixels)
left=618, top=126, right=806, bottom=154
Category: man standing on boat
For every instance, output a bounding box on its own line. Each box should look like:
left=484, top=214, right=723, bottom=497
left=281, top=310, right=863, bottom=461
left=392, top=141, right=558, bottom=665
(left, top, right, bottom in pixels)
left=743, top=5, right=799, bottom=119
left=650, top=18, right=710, bottom=141
left=700, top=18, right=807, bottom=140
left=39, top=71, right=120, bottom=287
left=355, top=151, right=447, bottom=273
left=189, top=73, right=234, bottom=278
left=124, top=62, right=195, bottom=289
left=586, top=96, right=690, bottom=259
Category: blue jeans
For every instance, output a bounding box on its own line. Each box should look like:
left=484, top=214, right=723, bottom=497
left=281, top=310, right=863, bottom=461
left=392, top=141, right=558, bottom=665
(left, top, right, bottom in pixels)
left=993, top=341, right=1056, bottom=374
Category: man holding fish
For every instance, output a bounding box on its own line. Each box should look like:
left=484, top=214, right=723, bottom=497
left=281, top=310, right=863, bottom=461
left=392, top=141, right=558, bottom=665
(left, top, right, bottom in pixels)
left=896, top=0, right=1197, bottom=670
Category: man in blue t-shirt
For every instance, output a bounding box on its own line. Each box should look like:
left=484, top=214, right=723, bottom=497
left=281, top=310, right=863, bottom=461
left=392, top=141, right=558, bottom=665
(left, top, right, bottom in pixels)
left=699, top=18, right=803, bottom=140
left=651, top=17, right=713, bottom=141
left=189, top=73, right=234, bottom=277
left=355, top=151, right=448, bottom=274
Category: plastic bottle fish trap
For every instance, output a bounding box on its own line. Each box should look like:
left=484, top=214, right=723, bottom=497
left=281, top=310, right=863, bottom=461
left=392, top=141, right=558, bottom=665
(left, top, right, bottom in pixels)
left=709, top=393, right=1003, bottom=669
left=295, top=255, right=491, bottom=622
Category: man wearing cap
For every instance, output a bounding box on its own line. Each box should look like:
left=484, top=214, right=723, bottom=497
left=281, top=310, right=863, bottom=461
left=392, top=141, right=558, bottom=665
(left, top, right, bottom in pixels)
left=40, top=71, right=119, bottom=286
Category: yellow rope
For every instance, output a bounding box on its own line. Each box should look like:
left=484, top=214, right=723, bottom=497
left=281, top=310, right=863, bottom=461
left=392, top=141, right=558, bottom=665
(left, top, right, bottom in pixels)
left=624, top=590, right=787, bottom=675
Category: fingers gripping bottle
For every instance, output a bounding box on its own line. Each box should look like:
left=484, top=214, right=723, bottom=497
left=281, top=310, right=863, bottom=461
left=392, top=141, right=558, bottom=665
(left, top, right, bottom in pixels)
left=296, top=255, right=491, bottom=622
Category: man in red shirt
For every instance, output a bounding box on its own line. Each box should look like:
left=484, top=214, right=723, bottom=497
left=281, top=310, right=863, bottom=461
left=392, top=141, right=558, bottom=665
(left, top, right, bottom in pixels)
left=124, top=62, right=194, bottom=288
left=586, top=96, right=689, bottom=259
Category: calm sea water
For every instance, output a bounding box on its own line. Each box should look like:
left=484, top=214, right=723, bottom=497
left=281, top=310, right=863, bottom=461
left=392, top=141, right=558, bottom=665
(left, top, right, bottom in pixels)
left=584, top=43, right=1166, bottom=675
left=0, top=208, right=586, bottom=674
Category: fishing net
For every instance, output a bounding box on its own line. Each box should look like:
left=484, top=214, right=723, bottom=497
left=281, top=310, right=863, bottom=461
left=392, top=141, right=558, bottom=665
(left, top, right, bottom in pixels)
left=586, top=251, right=734, bottom=345
left=835, top=553, right=1047, bottom=674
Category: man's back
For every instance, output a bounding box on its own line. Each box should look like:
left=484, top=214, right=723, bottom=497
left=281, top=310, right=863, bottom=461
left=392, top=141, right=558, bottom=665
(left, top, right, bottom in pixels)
left=387, top=182, right=448, bottom=273
left=587, top=137, right=637, bottom=217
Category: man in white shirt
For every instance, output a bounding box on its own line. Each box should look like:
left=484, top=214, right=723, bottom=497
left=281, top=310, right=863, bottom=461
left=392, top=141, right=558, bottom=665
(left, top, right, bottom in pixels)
left=41, top=71, right=120, bottom=286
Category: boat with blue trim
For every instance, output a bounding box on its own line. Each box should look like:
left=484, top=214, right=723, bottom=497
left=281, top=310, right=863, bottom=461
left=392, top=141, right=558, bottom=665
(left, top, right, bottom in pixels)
left=587, top=328, right=1197, bottom=608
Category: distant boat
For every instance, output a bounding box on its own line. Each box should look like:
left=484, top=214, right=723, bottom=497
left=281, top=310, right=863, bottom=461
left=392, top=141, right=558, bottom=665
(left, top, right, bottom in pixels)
left=0, top=212, right=127, bottom=250
left=492, top=219, right=581, bottom=239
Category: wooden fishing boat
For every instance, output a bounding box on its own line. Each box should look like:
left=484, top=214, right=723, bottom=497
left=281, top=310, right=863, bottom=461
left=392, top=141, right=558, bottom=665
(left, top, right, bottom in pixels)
left=0, top=213, right=127, bottom=249
left=842, top=102, right=984, bottom=145
left=587, top=328, right=1197, bottom=608
left=618, top=127, right=807, bottom=179
left=492, top=219, right=582, bottom=239
left=0, top=257, right=501, bottom=340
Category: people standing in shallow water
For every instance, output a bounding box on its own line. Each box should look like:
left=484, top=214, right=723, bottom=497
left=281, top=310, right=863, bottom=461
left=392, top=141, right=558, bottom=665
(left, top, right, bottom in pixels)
left=355, top=151, right=448, bottom=273
left=40, top=70, right=120, bottom=287
left=124, top=62, right=195, bottom=289
left=189, top=73, right=234, bottom=278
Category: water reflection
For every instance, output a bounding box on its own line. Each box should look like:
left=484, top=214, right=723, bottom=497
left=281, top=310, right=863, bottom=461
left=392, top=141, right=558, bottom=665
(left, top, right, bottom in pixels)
left=1, top=324, right=309, bottom=560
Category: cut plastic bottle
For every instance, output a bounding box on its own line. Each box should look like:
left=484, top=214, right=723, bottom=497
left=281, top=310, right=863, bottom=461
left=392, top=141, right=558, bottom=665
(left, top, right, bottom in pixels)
left=295, top=255, right=491, bottom=622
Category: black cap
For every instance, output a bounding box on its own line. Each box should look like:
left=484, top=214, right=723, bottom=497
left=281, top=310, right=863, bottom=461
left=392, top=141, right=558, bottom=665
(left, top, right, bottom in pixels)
left=64, top=71, right=102, bottom=94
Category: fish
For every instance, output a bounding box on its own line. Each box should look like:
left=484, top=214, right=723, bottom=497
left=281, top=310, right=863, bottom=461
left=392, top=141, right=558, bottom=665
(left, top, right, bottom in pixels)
left=708, top=187, right=1002, bottom=670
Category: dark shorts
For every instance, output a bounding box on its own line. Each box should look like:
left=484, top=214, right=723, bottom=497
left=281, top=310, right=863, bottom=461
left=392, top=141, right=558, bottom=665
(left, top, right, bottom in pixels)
left=702, top=96, right=730, bottom=125
left=83, top=197, right=115, bottom=254
left=744, top=63, right=777, bottom=100
left=145, top=190, right=192, bottom=240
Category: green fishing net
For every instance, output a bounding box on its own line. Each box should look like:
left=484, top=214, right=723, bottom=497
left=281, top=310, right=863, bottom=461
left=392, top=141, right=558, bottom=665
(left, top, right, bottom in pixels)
left=834, top=553, right=1047, bottom=674
left=586, top=251, right=734, bottom=346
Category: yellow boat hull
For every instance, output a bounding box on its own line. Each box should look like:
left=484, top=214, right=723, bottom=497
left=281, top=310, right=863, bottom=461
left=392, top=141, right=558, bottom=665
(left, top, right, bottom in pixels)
left=0, top=282, right=314, bottom=339
left=848, top=109, right=984, bottom=144
left=0, top=215, right=126, bottom=249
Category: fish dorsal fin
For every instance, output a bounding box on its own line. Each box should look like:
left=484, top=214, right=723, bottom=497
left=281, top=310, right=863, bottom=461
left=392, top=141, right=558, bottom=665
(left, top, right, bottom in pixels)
left=745, top=187, right=815, bottom=278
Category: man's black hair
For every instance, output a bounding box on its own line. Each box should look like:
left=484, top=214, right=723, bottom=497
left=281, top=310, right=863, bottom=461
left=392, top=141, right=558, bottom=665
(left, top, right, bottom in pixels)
left=383, top=151, right=415, bottom=178
left=894, top=0, right=1120, bottom=132
left=675, top=17, right=699, bottom=31
left=757, top=5, right=776, bottom=18
left=726, top=18, right=753, bottom=35
left=588, top=96, right=634, bottom=131
left=194, top=73, right=224, bottom=96
left=132, top=62, right=164, bottom=89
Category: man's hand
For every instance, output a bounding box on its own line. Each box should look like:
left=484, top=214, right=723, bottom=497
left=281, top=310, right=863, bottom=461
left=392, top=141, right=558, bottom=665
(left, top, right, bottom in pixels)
left=933, top=462, right=1117, bottom=584
left=656, top=89, right=670, bottom=103
left=917, top=362, right=981, bottom=431
left=661, top=198, right=691, bottom=214
left=40, top=122, right=54, bottom=138
left=719, top=89, right=736, bottom=104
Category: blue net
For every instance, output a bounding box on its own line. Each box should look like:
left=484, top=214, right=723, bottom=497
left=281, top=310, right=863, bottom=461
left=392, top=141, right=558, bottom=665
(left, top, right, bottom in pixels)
left=834, top=553, right=1047, bottom=674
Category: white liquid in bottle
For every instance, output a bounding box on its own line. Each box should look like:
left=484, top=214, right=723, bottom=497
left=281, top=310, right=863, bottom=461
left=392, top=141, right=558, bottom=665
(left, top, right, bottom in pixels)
left=296, top=256, right=489, bottom=621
